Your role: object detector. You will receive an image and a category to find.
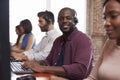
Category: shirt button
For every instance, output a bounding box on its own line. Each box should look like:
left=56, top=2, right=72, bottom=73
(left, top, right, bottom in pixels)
left=58, top=53, right=60, bottom=55
left=54, top=63, right=57, bottom=65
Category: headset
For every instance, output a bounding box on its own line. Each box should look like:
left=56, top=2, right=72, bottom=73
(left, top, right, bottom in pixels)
left=44, top=11, right=52, bottom=24
left=71, top=9, right=78, bottom=25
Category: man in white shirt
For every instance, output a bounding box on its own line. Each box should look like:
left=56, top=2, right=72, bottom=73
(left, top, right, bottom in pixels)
left=12, top=11, right=61, bottom=61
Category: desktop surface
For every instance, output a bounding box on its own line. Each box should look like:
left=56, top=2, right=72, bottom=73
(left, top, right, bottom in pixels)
left=10, top=60, right=68, bottom=80
left=10, top=60, right=53, bottom=80
left=11, top=72, right=53, bottom=80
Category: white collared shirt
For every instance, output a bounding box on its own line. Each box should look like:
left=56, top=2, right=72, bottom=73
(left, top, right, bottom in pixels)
left=24, top=29, right=61, bottom=60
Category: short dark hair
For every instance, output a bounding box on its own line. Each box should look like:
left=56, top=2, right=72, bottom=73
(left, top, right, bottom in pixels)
left=20, top=19, right=32, bottom=34
left=37, top=10, right=55, bottom=24
left=103, top=0, right=120, bottom=7
left=58, top=7, right=78, bottom=25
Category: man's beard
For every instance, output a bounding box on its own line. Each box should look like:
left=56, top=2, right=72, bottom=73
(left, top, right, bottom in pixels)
left=60, top=22, right=75, bottom=34
left=40, top=23, right=49, bottom=32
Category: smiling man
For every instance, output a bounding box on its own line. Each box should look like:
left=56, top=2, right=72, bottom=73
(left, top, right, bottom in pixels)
left=23, top=7, right=93, bottom=80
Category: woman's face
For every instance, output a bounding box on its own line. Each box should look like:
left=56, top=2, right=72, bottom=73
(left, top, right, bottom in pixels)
left=103, top=0, right=120, bottom=40
left=15, top=28, right=20, bottom=35
left=19, top=26, right=25, bottom=34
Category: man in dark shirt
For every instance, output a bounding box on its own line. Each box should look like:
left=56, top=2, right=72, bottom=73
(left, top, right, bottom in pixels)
left=23, top=7, right=93, bottom=80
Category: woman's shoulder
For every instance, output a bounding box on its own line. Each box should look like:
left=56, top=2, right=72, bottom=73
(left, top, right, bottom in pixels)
left=24, top=32, right=34, bottom=37
left=104, top=39, right=116, bottom=47
left=102, top=39, right=116, bottom=55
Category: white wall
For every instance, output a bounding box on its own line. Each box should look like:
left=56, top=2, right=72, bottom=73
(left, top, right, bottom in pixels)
left=10, top=0, right=86, bottom=44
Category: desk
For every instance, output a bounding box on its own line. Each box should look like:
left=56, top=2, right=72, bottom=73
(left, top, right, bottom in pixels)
left=11, top=72, right=54, bottom=80
left=11, top=72, right=68, bottom=80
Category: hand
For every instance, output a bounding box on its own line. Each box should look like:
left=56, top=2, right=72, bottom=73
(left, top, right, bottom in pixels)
left=22, top=60, right=38, bottom=68
left=11, top=52, right=19, bottom=59
left=22, top=60, right=46, bottom=72
left=11, top=52, right=28, bottom=61
left=11, top=46, right=19, bottom=51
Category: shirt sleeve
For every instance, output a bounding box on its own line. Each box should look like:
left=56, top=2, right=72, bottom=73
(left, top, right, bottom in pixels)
left=23, top=42, right=41, bottom=59
left=24, top=36, right=56, bottom=61
left=27, top=43, right=53, bottom=60
left=62, top=35, right=93, bottom=79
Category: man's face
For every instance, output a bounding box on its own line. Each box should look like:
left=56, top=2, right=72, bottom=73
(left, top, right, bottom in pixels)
left=38, top=17, right=48, bottom=32
left=103, top=0, right=120, bottom=40
left=58, top=9, right=75, bottom=33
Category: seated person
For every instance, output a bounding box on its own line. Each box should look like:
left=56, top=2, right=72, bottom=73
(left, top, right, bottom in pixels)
left=12, top=25, right=23, bottom=48
left=84, top=0, right=120, bottom=80
left=12, top=11, right=61, bottom=61
left=11, top=19, right=36, bottom=53
left=22, top=7, right=93, bottom=80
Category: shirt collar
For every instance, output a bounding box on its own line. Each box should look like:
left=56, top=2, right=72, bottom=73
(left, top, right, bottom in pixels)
left=46, top=29, right=56, bottom=36
left=61, top=27, right=78, bottom=41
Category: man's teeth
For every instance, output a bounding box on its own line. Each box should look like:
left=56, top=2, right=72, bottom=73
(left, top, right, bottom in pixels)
left=63, top=25, right=68, bottom=28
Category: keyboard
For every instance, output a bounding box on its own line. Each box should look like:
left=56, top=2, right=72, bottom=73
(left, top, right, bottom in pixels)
left=10, top=62, right=34, bottom=74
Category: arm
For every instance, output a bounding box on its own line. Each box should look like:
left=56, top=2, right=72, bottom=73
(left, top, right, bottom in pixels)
left=11, top=35, right=23, bottom=52
left=11, top=42, right=22, bottom=53
left=11, top=42, right=40, bottom=61
left=24, top=34, right=35, bottom=51
left=11, top=34, right=35, bottom=53
left=11, top=40, right=40, bottom=61
left=23, top=60, right=67, bottom=77
left=13, top=35, right=56, bottom=61
left=11, top=45, right=24, bottom=53
left=44, top=66, right=66, bottom=77
left=84, top=39, right=114, bottom=80
left=84, top=55, right=103, bottom=80
left=24, top=36, right=55, bottom=61
left=63, top=36, right=93, bottom=79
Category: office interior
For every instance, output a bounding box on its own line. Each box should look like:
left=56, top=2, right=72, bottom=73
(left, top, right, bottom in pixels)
left=0, top=0, right=106, bottom=80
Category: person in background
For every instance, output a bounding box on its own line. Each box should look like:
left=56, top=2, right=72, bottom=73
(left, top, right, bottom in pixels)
left=11, top=25, right=22, bottom=47
left=12, top=11, right=61, bottom=61
left=23, top=7, right=93, bottom=80
left=11, top=19, right=36, bottom=53
left=84, top=0, right=120, bottom=80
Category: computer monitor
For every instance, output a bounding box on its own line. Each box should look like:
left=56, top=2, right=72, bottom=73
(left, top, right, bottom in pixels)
left=0, top=0, right=10, bottom=80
